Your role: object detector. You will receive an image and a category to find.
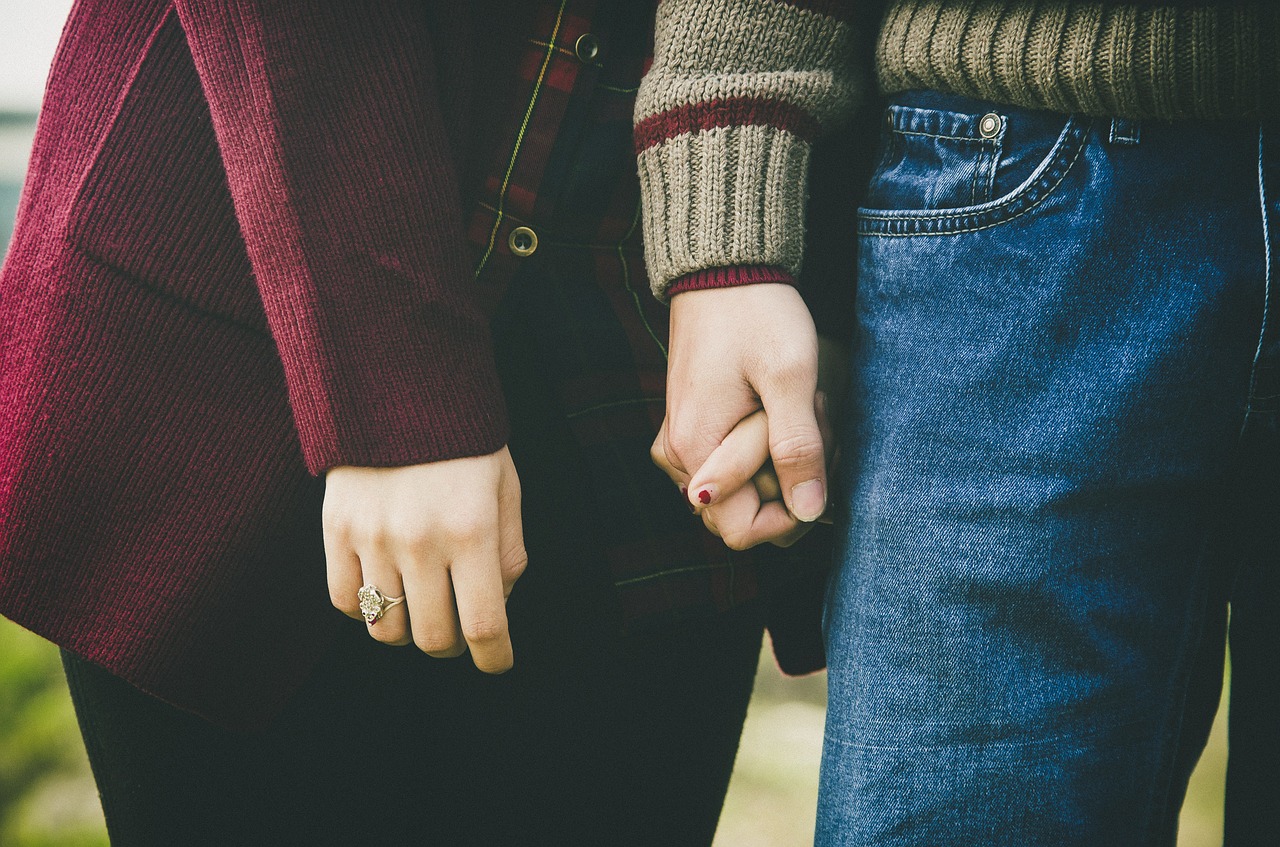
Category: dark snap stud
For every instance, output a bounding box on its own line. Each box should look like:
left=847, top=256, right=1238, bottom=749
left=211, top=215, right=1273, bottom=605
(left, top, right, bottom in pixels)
left=574, top=33, right=600, bottom=64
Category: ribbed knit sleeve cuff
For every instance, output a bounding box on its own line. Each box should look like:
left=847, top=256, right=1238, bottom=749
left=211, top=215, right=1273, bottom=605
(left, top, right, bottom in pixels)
left=633, top=0, right=862, bottom=302
left=636, top=120, right=815, bottom=302
left=667, top=265, right=797, bottom=297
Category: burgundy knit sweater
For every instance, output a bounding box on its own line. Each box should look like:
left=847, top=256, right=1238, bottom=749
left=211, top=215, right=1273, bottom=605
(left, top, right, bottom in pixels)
left=0, top=0, right=532, bottom=728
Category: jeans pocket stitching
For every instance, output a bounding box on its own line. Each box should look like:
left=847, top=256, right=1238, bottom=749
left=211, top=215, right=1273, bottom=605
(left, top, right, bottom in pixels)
left=857, top=116, right=1093, bottom=237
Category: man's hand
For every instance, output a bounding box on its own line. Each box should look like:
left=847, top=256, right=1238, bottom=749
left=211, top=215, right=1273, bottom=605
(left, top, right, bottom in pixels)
left=656, top=284, right=826, bottom=547
left=322, top=447, right=527, bottom=673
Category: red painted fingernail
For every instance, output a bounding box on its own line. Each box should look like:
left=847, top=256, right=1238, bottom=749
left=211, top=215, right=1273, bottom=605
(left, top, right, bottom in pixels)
left=697, top=489, right=712, bottom=505
left=680, top=486, right=688, bottom=498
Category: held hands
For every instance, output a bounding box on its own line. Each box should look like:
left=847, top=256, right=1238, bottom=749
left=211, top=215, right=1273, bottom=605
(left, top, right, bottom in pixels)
left=654, top=285, right=844, bottom=548
left=323, top=447, right=527, bottom=672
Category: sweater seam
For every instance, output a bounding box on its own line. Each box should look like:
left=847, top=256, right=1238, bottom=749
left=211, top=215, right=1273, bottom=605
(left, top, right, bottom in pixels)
left=64, top=241, right=273, bottom=340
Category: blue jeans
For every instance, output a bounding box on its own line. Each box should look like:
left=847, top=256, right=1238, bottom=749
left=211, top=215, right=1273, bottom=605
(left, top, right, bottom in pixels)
left=819, top=90, right=1280, bottom=846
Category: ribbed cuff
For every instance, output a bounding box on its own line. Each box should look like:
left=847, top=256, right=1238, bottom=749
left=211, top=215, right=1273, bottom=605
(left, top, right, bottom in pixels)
left=637, top=124, right=811, bottom=301
left=667, top=265, right=797, bottom=297
left=876, top=0, right=1275, bottom=120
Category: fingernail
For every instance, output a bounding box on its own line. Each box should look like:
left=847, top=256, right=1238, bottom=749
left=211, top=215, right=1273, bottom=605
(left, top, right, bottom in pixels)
left=680, top=486, right=696, bottom=514
left=791, top=479, right=826, bottom=522
left=697, top=488, right=713, bottom=505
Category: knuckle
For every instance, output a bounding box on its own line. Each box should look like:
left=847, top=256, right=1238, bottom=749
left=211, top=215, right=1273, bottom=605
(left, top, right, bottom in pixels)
left=351, top=521, right=392, bottom=551
left=770, top=526, right=812, bottom=548
left=664, top=429, right=698, bottom=467
left=385, top=510, right=440, bottom=549
left=328, top=589, right=360, bottom=617
left=413, top=629, right=459, bottom=655
left=759, top=345, right=813, bottom=385
left=649, top=437, right=668, bottom=469
left=321, top=508, right=352, bottom=543
left=462, top=617, right=508, bottom=645
left=367, top=624, right=409, bottom=646
left=442, top=517, right=488, bottom=547
left=770, top=430, right=825, bottom=470
left=320, top=488, right=347, bottom=520
left=501, top=549, right=529, bottom=582
left=721, top=528, right=755, bottom=551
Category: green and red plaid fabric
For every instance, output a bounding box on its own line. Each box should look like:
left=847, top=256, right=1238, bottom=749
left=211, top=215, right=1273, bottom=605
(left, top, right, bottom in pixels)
left=463, top=0, right=836, bottom=630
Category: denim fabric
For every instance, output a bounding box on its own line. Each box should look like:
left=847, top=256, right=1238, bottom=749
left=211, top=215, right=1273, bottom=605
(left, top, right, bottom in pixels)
left=819, top=90, right=1280, bottom=846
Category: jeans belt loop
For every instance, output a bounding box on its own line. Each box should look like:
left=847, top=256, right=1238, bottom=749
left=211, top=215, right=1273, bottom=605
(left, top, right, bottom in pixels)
left=1108, top=117, right=1142, bottom=146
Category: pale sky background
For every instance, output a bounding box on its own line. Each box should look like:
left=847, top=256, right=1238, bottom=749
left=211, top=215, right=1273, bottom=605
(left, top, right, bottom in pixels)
left=0, top=1, right=76, bottom=112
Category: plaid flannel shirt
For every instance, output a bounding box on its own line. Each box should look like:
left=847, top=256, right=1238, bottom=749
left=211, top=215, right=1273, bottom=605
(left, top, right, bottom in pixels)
left=461, top=0, right=845, bottom=639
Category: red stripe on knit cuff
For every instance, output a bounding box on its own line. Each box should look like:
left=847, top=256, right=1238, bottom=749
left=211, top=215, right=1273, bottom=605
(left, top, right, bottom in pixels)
left=779, top=0, right=854, bottom=21
left=667, top=266, right=797, bottom=296
left=653, top=0, right=853, bottom=22
left=635, top=97, right=822, bottom=153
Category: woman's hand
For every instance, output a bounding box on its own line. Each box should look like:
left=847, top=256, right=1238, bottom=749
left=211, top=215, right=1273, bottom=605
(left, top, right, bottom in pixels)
left=659, top=283, right=826, bottom=517
left=653, top=334, right=844, bottom=549
left=322, top=447, right=527, bottom=673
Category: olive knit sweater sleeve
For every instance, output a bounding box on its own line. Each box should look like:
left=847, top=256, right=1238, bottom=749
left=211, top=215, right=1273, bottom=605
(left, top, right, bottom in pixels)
left=633, top=0, right=865, bottom=301
left=175, top=1, right=508, bottom=474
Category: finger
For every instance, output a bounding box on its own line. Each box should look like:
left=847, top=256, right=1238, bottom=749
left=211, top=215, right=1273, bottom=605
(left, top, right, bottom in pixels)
left=401, top=561, right=466, bottom=658
left=686, top=410, right=770, bottom=508
left=702, top=485, right=801, bottom=550
left=701, top=485, right=762, bottom=550
left=359, top=550, right=412, bottom=647
left=651, top=419, right=696, bottom=510
left=752, top=463, right=782, bottom=502
left=701, top=506, right=720, bottom=537
left=660, top=413, right=691, bottom=477
left=450, top=535, right=514, bottom=674
left=815, top=390, right=836, bottom=465
left=760, top=381, right=827, bottom=524
left=651, top=418, right=690, bottom=486
left=496, top=461, right=528, bottom=600
left=323, top=520, right=365, bottom=621
left=768, top=520, right=816, bottom=548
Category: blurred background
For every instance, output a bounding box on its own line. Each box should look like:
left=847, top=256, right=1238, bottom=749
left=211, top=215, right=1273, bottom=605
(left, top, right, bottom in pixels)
left=0, top=2, right=1230, bottom=844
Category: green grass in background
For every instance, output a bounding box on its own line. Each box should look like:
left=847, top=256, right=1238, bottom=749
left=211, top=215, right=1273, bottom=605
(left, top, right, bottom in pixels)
left=0, top=620, right=107, bottom=847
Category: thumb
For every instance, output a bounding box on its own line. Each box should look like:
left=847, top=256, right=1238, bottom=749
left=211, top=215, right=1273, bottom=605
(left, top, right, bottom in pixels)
left=760, top=387, right=827, bottom=523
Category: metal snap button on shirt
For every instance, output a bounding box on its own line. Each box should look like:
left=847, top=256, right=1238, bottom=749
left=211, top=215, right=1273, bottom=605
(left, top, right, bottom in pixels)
left=508, top=226, right=538, bottom=257
left=979, top=112, right=1003, bottom=139
left=574, top=33, right=600, bottom=64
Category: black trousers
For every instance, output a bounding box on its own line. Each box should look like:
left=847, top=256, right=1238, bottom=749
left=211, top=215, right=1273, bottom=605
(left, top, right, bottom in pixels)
left=62, top=268, right=766, bottom=847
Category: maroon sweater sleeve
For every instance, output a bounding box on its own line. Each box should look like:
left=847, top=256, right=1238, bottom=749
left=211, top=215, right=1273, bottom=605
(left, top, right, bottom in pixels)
left=173, top=1, right=507, bottom=474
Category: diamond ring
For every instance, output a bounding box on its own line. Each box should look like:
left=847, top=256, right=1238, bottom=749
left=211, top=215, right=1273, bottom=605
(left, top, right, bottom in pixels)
left=357, top=584, right=405, bottom=625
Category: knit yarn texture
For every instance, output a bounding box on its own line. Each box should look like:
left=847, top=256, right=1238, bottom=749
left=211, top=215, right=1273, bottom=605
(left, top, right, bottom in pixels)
left=634, top=0, right=861, bottom=300
left=877, top=0, right=1279, bottom=120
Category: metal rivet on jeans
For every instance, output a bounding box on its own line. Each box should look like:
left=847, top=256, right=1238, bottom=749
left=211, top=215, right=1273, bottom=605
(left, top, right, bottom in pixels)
left=979, top=112, right=1003, bottom=139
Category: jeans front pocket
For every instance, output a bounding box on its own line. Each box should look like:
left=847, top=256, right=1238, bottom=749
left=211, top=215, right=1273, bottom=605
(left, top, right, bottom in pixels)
left=860, top=91, right=1090, bottom=237
left=869, top=102, right=1005, bottom=210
